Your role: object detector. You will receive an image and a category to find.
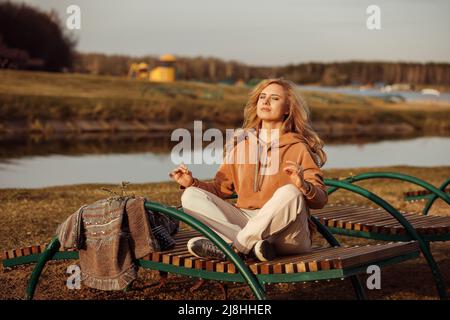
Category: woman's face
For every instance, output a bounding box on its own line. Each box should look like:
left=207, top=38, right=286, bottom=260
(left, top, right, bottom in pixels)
left=256, top=83, right=289, bottom=122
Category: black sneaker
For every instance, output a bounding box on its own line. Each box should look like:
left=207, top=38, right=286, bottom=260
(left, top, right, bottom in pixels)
left=187, top=237, right=227, bottom=261
left=253, top=240, right=276, bottom=262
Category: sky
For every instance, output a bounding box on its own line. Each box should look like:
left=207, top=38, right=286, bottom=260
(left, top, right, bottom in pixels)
left=17, top=0, right=450, bottom=66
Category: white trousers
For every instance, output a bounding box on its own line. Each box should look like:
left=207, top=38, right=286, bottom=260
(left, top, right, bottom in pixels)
left=181, top=184, right=312, bottom=255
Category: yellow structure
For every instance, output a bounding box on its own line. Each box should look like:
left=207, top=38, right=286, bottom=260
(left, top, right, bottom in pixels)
left=149, top=54, right=176, bottom=83
left=128, top=54, right=176, bottom=82
left=128, top=62, right=149, bottom=80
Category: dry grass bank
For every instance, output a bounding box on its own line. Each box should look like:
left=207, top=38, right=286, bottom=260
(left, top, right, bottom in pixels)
left=1, top=70, right=449, bottom=136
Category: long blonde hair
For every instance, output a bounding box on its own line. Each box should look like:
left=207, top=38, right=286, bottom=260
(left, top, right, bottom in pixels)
left=242, top=78, right=327, bottom=167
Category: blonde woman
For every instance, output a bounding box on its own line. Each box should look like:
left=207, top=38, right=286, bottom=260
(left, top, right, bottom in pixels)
left=169, top=78, right=328, bottom=262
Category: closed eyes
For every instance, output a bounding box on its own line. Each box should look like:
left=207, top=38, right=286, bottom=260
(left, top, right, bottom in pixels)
left=259, top=94, right=281, bottom=100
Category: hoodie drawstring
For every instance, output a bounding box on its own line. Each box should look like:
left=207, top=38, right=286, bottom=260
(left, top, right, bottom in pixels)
left=253, top=127, right=271, bottom=192
left=253, top=127, right=260, bottom=192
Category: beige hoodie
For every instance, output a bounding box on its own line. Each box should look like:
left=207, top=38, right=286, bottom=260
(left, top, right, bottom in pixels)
left=180, top=129, right=328, bottom=210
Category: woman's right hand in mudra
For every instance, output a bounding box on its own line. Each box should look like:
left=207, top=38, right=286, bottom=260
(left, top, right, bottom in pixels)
left=169, top=163, right=194, bottom=188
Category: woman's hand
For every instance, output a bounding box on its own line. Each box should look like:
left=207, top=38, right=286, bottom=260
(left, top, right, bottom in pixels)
left=283, top=160, right=309, bottom=192
left=169, top=163, right=194, bottom=188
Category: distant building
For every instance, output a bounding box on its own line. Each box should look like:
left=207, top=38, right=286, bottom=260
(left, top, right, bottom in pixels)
left=149, top=54, right=176, bottom=83
left=391, top=83, right=412, bottom=91
left=128, top=54, right=176, bottom=82
left=421, top=88, right=440, bottom=96
left=128, top=62, right=149, bottom=80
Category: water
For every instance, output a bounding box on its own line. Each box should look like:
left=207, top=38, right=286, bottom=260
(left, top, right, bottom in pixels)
left=0, top=136, right=449, bottom=189
left=322, top=136, right=450, bottom=169
left=298, top=85, right=450, bottom=103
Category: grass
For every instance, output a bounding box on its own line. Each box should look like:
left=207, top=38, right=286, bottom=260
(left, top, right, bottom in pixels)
left=0, top=165, right=449, bottom=300
left=1, top=70, right=450, bottom=134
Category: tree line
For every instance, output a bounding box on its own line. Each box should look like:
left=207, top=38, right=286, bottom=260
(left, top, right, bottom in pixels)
left=73, top=53, right=450, bottom=86
left=1, top=1, right=449, bottom=86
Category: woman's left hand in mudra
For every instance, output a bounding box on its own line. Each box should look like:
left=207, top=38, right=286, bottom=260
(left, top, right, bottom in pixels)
left=283, top=160, right=307, bottom=190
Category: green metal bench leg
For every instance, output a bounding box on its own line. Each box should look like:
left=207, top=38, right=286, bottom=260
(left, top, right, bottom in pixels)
left=26, top=236, right=61, bottom=300
left=145, top=201, right=267, bottom=300
left=419, top=239, right=447, bottom=299
left=324, top=179, right=448, bottom=300
left=311, top=216, right=367, bottom=300
left=420, top=247, right=447, bottom=299
left=350, top=276, right=368, bottom=300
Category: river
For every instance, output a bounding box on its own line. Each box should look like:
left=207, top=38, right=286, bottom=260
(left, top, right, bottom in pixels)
left=0, top=135, right=449, bottom=189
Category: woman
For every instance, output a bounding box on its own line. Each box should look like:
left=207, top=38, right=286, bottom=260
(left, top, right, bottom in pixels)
left=169, top=78, right=328, bottom=262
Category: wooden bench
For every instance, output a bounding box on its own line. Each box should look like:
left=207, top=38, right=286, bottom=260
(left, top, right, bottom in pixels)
left=404, top=187, right=450, bottom=202
left=404, top=186, right=450, bottom=204
left=317, top=171, right=450, bottom=299
left=312, top=204, right=450, bottom=242
left=2, top=228, right=419, bottom=275
left=1, top=200, right=421, bottom=300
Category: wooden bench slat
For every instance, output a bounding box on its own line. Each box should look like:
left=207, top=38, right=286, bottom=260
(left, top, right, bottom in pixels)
left=350, top=211, right=414, bottom=226
left=312, top=205, right=450, bottom=236
left=327, top=209, right=379, bottom=228
left=314, top=206, right=364, bottom=219
left=355, top=211, right=415, bottom=227
left=333, top=242, right=419, bottom=269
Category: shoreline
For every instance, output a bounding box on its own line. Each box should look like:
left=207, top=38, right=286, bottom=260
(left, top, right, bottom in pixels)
left=2, top=162, right=450, bottom=191
left=1, top=164, right=448, bottom=191
left=1, top=118, right=448, bottom=138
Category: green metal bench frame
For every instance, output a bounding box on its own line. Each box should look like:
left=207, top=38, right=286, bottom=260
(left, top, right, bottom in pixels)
left=6, top=204, right=375, bottom=301
left=319, top=172, right=450, bottom=299
left=2, top=177, right=428, bottom=300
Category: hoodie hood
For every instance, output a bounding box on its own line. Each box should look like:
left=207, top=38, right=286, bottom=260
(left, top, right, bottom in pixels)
left=245, top=129, right=308, bottom=192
